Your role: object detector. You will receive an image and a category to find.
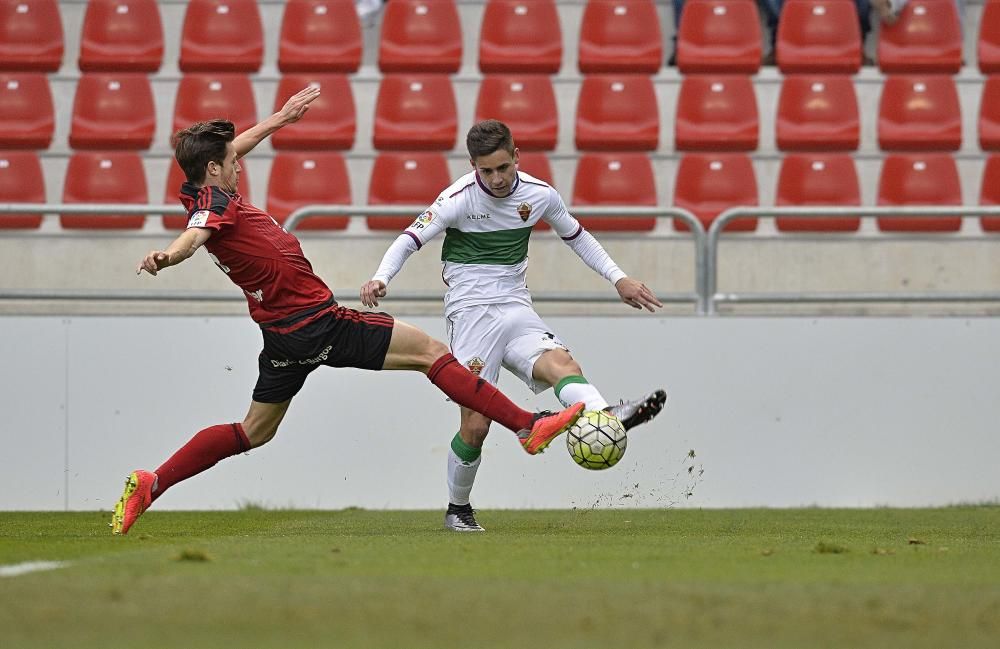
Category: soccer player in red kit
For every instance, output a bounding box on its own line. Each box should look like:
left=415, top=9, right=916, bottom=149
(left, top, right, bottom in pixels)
left=111, top=86, right=583, bottom=535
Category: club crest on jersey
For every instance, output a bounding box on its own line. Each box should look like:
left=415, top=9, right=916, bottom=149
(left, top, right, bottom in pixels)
left=188, top=210, right=211, bottom=228
left=516, top=202, right=532, bottom=222
left=466, top=357, right=486, bottom=376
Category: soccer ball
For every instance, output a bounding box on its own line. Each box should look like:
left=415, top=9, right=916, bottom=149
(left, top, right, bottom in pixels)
left=566, top=410, right=627, bottom=470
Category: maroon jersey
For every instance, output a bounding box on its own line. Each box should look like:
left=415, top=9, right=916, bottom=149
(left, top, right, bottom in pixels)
left=179, top=183, right=333, bottom=324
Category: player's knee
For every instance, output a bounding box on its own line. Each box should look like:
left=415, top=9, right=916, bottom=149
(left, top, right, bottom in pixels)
left=461, top=423, right=490, bottom=447
left=243, top=420, right=279, bottom=448
left=423, top=337, right=450, bottom=366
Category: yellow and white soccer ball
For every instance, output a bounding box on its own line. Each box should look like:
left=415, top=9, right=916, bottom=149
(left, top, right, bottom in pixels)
left=566, top=410, right=627, bottom=470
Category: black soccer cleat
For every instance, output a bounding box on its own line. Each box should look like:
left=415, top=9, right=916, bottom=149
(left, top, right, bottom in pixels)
left=606, top=389, right=667, bottom=431
left=444, top=503, right=485, bottom=532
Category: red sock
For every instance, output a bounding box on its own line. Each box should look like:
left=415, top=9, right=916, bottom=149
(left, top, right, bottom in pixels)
left=427, top=354, right=533, bottom=432
left=151, top=423, right=251, bottom=502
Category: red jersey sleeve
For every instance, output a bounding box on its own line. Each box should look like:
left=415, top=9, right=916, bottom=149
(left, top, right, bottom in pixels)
left=178, top=183, right=237, bottom=231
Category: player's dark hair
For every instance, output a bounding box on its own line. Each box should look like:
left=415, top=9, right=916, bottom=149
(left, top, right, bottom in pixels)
left=172, top=119, right=236, bottom=185
left=467, top=119, right=515, bottom=159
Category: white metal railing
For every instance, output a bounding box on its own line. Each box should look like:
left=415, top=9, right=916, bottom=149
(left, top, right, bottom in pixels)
left=0, top=203, right=709, bottom=312
left=706, top=206, right=1000, bottom=314
left=9, top=203, right=1000, bottom=315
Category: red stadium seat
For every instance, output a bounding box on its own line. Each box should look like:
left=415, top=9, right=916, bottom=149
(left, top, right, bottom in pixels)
left=980, top=154, right=1000, bottom=231
left=878, top=75, right=961, bottom=151
left=268, top=152, right=350, bottom=230
left=776, top=0, right=862, bottom=74
left=0, top=74, right=54, bottom=149
left=979, top=76, right=1000, bottom=151
left=575, top=75, right=659, bottom=151
left=271, top=75, right=355, bottom=151
left=62, top=152, right=148, bottom=229
left=0, top=151, right=45, bottom=228
left=516, top=151, right=554, bottom=186
left=676, top=0, right=761, bottom=74
left=981, top=1, right=1000, bottom=74
left=479, top=0, right=562, bottom=73
left=475, top=75, right=558, bottom=151
left=278, top=0, right=362, bottom=73
left=379, top=0, right=462, bottom=73
left=578, top=0, right=662, bottom=73
left=69, top=73, right=155, bottom=149
left=571, top=153, right=656, bottom=231
left=373, top=75, right=457, bottom=151
left=162, top=159, right=252, bottom=229
left=79, top=0, right=163, bottom=72
left=179, top=0, right=263, bottom=73
left=775, top=153, right=861, bottom=232
left=0, top=0, right=63, bottom=72
left=877, top=0, right=962, bottom=74
left=673, top=153, right=758, bottom=232
left=367, top=152, right=452, bottom=231
left=172, top=74, right=257, bottom=136
left=776, top=75, right=859, bottom=151
left=876, top=153, right=961, bottom=232
left=675, top=75, right=758, bottom=151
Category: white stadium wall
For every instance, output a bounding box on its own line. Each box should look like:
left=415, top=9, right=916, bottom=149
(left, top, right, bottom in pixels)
left=1, top=315, right=998, bottom=511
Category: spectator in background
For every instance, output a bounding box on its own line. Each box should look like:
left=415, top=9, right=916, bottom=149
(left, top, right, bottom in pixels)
left=668, top=0, right=784, bottom=66
left=872, top=0, right=964, bottom=30
left=866, top=0, right=965, bottom=65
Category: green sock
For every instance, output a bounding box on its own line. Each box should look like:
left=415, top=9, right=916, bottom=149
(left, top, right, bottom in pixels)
left=450, top=432, right=481, bottom=463
left=554, top=375, right=589, bottom=400
left=554, top=375, right=608, bottom=411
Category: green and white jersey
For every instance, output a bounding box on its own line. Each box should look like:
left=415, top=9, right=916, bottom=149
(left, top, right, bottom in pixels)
left=410, top=171, right=581, bottom=317
left=371, top=170, right=626, bottom=318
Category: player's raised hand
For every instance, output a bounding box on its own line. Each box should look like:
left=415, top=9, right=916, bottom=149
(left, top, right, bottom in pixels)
left=137, top=251, right=170, bottom=276
left=614, top=277, right=663, bottom=312
left=278, top=85, right=321, bottom=125
left=360, top=279, right=387, bottom=308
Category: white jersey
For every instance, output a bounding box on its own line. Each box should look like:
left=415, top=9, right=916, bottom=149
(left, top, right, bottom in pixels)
left=371, top=170, right=627, bottom=319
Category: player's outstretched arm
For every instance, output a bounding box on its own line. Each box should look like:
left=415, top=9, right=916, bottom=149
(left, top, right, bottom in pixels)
left=233, top=85, right=321, bottom=158
left=360, top=280, right=387, bottom=308
left=360, top=230, right=426, bottom=308
left=136, top=227, right=212, bottom=276
left=614, top=277, right=663, bottom=312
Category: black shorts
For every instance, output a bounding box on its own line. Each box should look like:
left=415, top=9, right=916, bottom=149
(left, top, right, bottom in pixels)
left=252, top=303, right=394, bottom=403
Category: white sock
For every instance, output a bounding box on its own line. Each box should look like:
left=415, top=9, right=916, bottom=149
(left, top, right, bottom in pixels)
left=447, top=449, right=481, bottom=506
left=556, top=379, right=609, bottom=411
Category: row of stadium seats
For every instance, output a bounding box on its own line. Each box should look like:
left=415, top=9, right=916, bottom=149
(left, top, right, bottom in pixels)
left=4, top=150, right=999, bottom=233
left=4, top=72, right=1000, bottom=152
left=1, top=0, right=997, bottom=75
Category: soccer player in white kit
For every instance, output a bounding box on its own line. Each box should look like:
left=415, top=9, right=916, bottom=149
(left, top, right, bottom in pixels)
left=361, top=120, right=667, bottom=532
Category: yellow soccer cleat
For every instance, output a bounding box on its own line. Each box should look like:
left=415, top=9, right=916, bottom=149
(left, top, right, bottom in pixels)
left=110, top=470, right=155, bottom=536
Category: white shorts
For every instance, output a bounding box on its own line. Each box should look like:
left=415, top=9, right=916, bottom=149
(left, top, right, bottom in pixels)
left=446, top=302, right=568, bottom=394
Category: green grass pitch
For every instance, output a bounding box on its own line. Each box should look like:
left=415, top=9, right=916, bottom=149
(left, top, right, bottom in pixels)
left=1, top=507, right=999, bottom=648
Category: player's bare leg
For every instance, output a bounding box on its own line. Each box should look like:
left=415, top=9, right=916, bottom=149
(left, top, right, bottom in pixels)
left=382, top=319, right=582, bottom=453
left=111, top=400, right=290, bottom=536
left=533, top=348, right=666, bottom=431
